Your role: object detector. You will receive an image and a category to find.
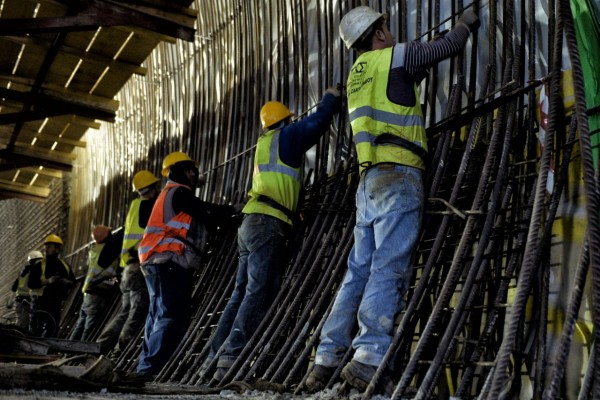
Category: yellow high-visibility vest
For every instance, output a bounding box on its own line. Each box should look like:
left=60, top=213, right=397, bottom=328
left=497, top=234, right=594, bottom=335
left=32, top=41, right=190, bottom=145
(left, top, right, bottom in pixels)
left=82, top=242, right=118, bottom=293
left=29, top=258, right=71, bottom=296
left=242, top=129, right=301, bottom=225
left=120, top=198, right=144, bottom=267
left=347, top=43, right=427, bottom=173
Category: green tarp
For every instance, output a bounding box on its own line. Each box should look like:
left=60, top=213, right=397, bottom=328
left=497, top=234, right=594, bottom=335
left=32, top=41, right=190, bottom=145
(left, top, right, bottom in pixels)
left=570, top=0, right=600, bottom=169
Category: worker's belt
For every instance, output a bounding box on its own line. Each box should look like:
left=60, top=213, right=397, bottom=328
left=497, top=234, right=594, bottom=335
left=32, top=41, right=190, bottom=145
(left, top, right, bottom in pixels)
left=374, top=133, right=428, bottom=163
left=257, top=195, right=297, bottom=225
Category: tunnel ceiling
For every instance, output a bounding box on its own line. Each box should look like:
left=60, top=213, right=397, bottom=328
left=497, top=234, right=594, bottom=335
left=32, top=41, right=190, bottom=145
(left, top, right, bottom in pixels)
left=0, top=0, right=196, bottom=202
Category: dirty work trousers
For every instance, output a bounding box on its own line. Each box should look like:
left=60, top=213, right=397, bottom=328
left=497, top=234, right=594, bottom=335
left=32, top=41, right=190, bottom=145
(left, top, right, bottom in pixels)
left=315, top=164, right=423, bottom=368
left=97, top=265, right=149, bottom=355
left=70, top=293, right=108, bottom=341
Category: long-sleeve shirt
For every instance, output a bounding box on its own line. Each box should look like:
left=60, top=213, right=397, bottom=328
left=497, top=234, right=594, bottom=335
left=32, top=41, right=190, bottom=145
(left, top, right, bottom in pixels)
left=172, top=187, right=235, bottom=232
left=278, top=92, right=342, bottom=168
left=139, top=197, right=155, bottom=228
left=96, top=229, right=125, bottom=269
left=28, top=255, right=75, bottom=300
left=404, top=23, right=471, bottom=78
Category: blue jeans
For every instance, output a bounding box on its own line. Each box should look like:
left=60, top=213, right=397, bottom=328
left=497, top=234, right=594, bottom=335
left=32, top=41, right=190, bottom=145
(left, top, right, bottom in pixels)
left=136, top=261, right=193, bottom=376
left=70, top=293, right=107, bottom=341
left=211, top=213, right=290, bottom=366
left=315, top=164, right=423, bottom=367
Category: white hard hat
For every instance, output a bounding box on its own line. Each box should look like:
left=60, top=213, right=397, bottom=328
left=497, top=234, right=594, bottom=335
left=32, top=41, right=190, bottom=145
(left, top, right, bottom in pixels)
left=339, top=6, right=383, bottom=49
left=27, top=250, right=43, bottom=261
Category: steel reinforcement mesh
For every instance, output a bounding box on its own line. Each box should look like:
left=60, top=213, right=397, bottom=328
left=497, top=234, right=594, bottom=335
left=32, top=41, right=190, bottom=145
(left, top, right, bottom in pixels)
left=1, top=1, right=598, bottom=398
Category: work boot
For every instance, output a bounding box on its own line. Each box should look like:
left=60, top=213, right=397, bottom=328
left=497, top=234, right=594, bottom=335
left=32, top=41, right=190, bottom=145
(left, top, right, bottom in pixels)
left=305, top=364, right=336, bottom=392
left=341, top=360, right=377, bottom=391
left=213, top=357, right=234, bottom=383
left=212, top=367, right=228, bottom=383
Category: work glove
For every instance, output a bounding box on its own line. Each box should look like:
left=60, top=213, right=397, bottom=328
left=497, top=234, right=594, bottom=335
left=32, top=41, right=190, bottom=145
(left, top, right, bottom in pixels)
left=325, top=86, right=341, bottom=97
left=325, top=86, right=344, bottom=113
left=459, top=10, right=480, bottom=32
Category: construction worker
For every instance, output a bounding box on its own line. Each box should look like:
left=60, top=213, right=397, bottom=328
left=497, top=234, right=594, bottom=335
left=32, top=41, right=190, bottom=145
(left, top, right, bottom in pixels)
left=306, top=6, right=479, bottom=391
left=69, top=225, right=123, bottom=341
left=136, top=152, right=236, bottom=380
left=11, top=250, right=44, bottom=330
left=27, top=234, right=75, bottom=337
left=209, top=88, right=342, bottom=382
left=97, top=170, right=159, bottom=359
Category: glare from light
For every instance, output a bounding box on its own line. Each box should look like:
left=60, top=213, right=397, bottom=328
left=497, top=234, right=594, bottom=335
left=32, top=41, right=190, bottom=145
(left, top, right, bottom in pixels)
left=89, top=67, right=109, bottom=94
left=86, top=27, right=102, bottom=52
left=11, top=44, right=26, bottom=75
left=65, top=59, right=83, bottom=88
left=29, top=173, right=39, bottom=186
left=38, top=117, right=49, bottom=133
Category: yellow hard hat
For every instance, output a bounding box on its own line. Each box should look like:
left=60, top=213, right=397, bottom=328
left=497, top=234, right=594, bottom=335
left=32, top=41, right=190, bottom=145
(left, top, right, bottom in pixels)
left=339, top=6, right=383, bottom=49
left=132, top=170, right=160, bottom=191
left=44, top=234, right=64, bottom=246
left=260, top=101, right=294, bottom=129
left=161, top=152, right=197, bottom=177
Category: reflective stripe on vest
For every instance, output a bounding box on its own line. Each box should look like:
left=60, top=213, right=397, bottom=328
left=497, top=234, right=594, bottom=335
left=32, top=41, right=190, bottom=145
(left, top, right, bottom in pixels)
left=138, top=182, right=193, bottom=263
left=82, top=242, right=118, bottom=293
left=30, top=258, right=71, bottom=296
left=120, top=198, right=144, bottom=267
left=242, top=129, right=302, bottom=225
left=347, top=43, right=427, bottom=172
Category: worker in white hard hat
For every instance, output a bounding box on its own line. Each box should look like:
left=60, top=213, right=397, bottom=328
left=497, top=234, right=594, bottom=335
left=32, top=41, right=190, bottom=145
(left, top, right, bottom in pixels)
left=27, top=234, right=75, bottom=337
left=97, top=170, right=159, bottom=359
left=69, top=225, right=123, bottom=341
left=307, top=5, right=480, bottom=392
left=11, top=250, right=44, bottom=329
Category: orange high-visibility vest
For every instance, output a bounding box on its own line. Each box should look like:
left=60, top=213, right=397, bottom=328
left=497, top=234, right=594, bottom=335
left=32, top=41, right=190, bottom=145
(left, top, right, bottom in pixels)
left=138, top=182, right=192, bottom=263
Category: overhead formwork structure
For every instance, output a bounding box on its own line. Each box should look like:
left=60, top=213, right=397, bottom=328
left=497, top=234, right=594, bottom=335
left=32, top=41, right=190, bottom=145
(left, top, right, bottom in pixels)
left=1, top=0, right=599, bottom=399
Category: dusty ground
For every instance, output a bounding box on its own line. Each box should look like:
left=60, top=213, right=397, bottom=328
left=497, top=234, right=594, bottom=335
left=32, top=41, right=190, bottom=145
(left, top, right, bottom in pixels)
left=0, top=385, right=387, bottom=400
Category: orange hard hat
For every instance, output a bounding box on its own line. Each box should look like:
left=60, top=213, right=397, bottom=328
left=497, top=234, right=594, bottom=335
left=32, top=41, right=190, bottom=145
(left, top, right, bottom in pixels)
left=92, top=225, right=111, bottom=244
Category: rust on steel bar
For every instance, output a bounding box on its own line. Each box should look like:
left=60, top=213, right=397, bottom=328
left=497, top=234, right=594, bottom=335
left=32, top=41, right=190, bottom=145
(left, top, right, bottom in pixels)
left=417, top=78, right=519, bottom=399
left=26, top=2, right=596, bottom=399
left=394, top=58, right=515, bottom=399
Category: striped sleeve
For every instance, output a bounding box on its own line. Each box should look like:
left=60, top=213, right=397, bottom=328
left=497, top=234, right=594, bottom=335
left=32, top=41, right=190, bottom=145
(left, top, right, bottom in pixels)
left=403, top=23, right=471, bottom=76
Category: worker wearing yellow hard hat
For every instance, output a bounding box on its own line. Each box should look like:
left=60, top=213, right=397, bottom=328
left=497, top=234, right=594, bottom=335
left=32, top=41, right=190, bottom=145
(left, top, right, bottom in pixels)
left=207, top=87, right=342, bottom=383
left=97, top=169, right=160, bottom=359
left=136, top=152, right=236, bottom=379
left=27, top=233, right=75, bottom=337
